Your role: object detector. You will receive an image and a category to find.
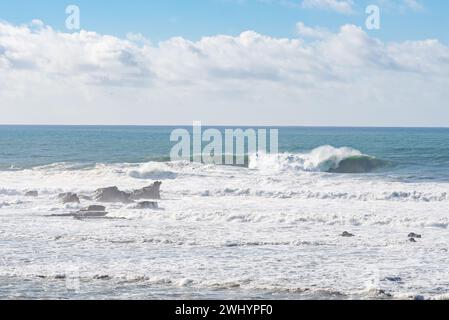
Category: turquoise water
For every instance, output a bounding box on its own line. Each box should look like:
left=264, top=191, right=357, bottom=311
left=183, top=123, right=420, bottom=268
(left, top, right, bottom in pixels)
left=1, top=126, right=449, bottom=181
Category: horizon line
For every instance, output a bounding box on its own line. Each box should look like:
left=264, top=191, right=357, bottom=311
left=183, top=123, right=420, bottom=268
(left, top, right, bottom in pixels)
left=1, top=124, right=449, bottom=129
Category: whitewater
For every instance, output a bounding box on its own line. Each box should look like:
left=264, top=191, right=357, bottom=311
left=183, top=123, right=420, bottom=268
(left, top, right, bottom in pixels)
left=1, top=141, right=449, bottom=300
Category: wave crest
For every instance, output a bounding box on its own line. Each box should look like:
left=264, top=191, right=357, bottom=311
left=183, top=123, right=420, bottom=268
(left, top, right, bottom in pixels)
left=249, top=145, right=387, bottom=174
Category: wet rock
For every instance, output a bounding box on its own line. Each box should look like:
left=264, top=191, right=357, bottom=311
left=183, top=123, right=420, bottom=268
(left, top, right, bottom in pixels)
left=409, top=238, right=417, bottom=243
left=93, top=186, right=131, bottom=203
left=384, top=276, right=402, bottom=283
left=341, top=231, right=355, bottom=237
left=25, top=191, right=38, bottom=197
left=58, top=192, right=80, bottom=204
left=75, top=205, right=108, bottom=218
left=94, top=275, right=111, bottom=280
left=85, top=205, right=106, bottom=212
left=130, top=181, right=162, bottom=200
left=136, top=201, right=158, bottom=209
left=408, top=233, right=422, bottom=239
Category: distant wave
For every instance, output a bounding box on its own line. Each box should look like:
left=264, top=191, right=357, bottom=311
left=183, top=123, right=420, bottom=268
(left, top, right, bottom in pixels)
left=0, top=145, right=388, bottom=176
left=249, top=145, right=388, bottom=174
left=128, top=162, right=178, bottom=180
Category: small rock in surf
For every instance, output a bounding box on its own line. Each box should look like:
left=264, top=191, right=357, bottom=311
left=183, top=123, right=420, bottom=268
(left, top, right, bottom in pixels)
left=25, top=191, right=38, bottom=197
left=136, top=201, right=158, bottom=209
left=341, top=231, right=355, bottom=237
left=85, top=205, right=106, bottom=212
left=75, top=205, right=108, bottom=218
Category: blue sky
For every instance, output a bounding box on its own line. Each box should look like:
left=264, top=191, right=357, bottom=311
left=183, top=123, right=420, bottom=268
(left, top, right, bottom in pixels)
left=1, top=1, right=449, bottom=126
left=0, top=0, right=448, bottom=43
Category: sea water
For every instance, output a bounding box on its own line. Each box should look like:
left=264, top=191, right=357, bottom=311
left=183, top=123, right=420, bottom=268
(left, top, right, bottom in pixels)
left=1, top=126, right=449, bottom=299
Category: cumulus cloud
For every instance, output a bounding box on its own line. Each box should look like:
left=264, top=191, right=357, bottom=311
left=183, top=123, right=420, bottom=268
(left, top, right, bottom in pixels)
left=0, top=20, right=448, bottom=126
left=296, top=22, right=331, bottom=39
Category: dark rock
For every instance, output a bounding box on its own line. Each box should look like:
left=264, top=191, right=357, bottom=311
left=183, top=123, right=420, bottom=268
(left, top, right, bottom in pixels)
left=409, top=238, right=417, bottom=243
left=75, top=205, right=108, bottom=218
left=408, top=233, right=422, bottom=239
left=136, top=201, right=158, bottom=209
left=93, top=275, right=111, bottom=280
left=91, top=182, right=162, bottom=203
left=341, top=231, right=355, bottom=237
left=58, top=192, right=80, bottom=204
left=130, top=182, right=162, bottom=200
left=25, top=191, right=38, bottom=197
left=85, top=205, right=106, bottom=212
left=384, top=276, right=402, bottom=283
left=377, top=289, right=392, bottom=297
left=93, top=186, right=131, bottom=203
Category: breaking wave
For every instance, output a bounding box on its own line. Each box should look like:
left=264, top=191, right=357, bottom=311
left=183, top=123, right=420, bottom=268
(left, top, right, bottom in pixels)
left=128, top=162, right=178, bottom=180
left=249, top=145, right=388, bottom=174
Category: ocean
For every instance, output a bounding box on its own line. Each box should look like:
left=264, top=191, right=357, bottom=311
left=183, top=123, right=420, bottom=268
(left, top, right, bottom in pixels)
left=1, top=125, right=449, bottom=299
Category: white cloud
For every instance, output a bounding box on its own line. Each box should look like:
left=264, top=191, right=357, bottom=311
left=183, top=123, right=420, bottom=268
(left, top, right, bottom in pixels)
left=296, top=22, right=331, bottom=39
left=0, top=21, right=448, bottom=126
left=301, top=0, right=355, bottom=14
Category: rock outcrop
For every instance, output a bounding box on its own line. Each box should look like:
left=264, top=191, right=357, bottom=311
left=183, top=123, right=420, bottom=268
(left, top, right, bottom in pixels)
left=93, top=182, right=162, bottom=203
left=130, top=182, right=162, bottom=200
left=58, top=192, right=80, bottom=204
left=93, top=186, right=132, bottom=203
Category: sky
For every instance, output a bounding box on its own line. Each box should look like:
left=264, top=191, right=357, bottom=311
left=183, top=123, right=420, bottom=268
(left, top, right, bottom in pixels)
left=0, top=0, right=448, bottom=126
